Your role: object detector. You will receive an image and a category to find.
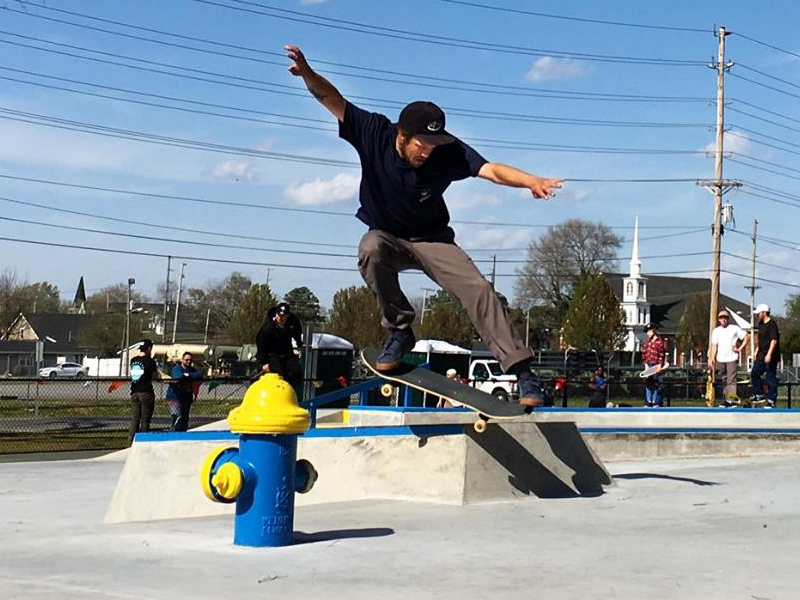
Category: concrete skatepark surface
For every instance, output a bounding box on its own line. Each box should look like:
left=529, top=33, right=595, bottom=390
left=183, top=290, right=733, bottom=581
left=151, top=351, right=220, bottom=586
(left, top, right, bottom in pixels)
left=2, top=453, right=799, bottom=599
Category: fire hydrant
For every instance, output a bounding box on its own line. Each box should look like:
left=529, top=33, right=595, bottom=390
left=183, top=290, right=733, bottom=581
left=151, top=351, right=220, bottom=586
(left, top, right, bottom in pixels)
left=200, top=373, right=317, bottom=547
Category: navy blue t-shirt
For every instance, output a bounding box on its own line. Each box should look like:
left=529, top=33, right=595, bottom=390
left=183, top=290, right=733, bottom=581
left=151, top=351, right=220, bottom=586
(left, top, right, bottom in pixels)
left=339, top=102, right=488, bottom=241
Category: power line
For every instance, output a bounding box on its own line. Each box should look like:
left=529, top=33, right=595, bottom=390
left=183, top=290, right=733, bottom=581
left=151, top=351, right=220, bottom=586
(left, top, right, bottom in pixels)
left=0, top=34, right=713, bottom=129
left=736, top=32, right=800, bottom=62
left=722, top=269, right=800, bottom=289
left=730, top=98, right=800, bottom=128
left=0, top=68, right=708, bottom=155
left=0, top=211, right=360, bottom=259
left=723, top=250, right=800, bottom=275
left=737, top=63, right=800, bottom=92
left=729, top=72, right=800, bottom=102
left=187, top=0, right=707, bottom=66
left=0, top=208, right=713, bottom=267
left=727, top=157, right=800, bottom=183
left=436, top=0, right=709, bottom=33
left=0, top=196, right=356, bottom=249
left=0, top=234, right=359, bottom=272
left=0, top=234, right=715, bottom=280
left=0, top=106, right=360, bottom=168
left=0, top=172, right=710, bottom=230
left=1, top=5, right=712, bottom=103
left=727, top=106, right=800, bottom=138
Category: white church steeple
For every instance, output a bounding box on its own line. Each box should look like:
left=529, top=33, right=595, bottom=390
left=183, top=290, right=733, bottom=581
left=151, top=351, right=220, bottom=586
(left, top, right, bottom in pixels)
left=629, top=216, right=642, bottom=279
left=620, top=217, right=651, bottom=351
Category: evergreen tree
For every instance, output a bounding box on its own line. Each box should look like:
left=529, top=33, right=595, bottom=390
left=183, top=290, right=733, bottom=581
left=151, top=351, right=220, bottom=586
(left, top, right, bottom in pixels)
left=562, top=273, right=626, bottom=356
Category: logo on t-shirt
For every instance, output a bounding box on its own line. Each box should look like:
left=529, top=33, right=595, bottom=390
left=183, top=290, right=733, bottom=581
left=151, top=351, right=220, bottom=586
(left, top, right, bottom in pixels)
left=131, top=362, right=145, bottom=383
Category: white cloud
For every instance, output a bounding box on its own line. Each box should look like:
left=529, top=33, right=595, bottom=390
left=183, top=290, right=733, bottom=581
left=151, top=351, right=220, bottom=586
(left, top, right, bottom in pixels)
left=284, top=172, right=360, bottom=205
left=210, top=161, right=257, bottom=181
left=525, top=56, right=586, bottom=82
left=451, top=223, right=532, bottom=251
left=703, top=129, right=750, bottom=154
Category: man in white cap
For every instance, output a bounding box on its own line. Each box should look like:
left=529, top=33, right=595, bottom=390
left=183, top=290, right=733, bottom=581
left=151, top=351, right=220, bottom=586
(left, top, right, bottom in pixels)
left=708, top=309, right=747, bottom=406
left=745, top=303, right=780, bottom=407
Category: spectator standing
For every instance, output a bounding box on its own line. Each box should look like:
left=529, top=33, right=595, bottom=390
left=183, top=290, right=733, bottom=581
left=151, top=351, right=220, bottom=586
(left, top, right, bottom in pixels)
left=746, top=303, right=780, bottom=407
left=708, top=309, right=747, bottom=407
left=256, top=302, right=303, bottom=388
left=166, top=351, right=203, bottom=432
left=587, top=365, right=608, bottom=408
left=128, top=339, right=158, bottom=445
left=641, top=324, right=668, bottom=407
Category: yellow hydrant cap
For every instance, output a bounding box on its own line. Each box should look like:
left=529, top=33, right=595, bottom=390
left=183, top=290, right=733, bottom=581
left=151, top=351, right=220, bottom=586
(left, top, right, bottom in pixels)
left=227, top=373, right=310, bottom=434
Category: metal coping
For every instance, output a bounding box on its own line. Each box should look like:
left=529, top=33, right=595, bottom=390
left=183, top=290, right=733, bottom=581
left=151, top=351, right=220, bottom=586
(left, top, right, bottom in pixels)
left=134, top=424, right=464, bottom=442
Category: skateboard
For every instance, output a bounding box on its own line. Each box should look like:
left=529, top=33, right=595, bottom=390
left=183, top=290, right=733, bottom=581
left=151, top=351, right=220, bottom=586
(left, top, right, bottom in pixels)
left=361, top=348, right=528, bottom=433
left=639, top=364, right=669, bottom=378
left=705, top=373, right=716, bottom=407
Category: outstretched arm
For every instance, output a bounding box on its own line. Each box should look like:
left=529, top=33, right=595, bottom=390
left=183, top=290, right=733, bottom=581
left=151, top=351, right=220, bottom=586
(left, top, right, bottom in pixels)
left=477, top=162, right=564, bottom=199
left=285, top=44, right=346, bottom=121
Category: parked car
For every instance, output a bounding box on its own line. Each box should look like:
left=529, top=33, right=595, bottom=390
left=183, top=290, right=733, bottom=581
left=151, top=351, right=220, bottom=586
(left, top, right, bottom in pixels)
left=38, top=362, right=90, bottom=379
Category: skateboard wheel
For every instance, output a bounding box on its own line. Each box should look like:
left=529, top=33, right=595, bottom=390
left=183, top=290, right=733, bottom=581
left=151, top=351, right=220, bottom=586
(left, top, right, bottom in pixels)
left=473, top=419, right=487, bottom=434
left=380, top=383, right=394, bottom=398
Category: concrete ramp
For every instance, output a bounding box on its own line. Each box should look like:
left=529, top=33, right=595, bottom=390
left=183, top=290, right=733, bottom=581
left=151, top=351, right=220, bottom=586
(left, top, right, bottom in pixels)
left=105, top=421, right=612, bottom=524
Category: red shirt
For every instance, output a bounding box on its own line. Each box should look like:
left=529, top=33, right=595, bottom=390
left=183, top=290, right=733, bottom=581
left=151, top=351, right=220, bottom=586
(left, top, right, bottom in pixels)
left=642, top=335, right=667, bottom=366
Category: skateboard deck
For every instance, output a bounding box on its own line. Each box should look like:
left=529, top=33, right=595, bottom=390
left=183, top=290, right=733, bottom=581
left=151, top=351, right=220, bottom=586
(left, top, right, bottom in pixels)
left=361, top=348, right=527, bottom=432
left=639, top=364, right=668, bottom=378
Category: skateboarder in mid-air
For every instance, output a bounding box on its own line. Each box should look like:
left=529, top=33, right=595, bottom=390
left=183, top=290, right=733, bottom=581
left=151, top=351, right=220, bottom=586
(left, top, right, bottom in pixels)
left=286, top=44, right=564, bottom=408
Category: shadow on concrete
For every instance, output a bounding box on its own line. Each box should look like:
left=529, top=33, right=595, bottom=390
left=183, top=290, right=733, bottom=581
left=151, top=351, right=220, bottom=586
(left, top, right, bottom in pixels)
left=536, top=422, right=614, bottom=494
left=466, top=422, right=612, bottom=498
left=294, top=527, right=395, bottom=544
left=613, top=472, right=720, bottom=486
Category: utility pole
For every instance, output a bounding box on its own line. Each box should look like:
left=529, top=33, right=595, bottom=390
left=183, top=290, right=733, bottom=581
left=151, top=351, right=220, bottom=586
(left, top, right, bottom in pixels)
left=744, top=219, right=760, bottom=358
left=420, top=287, right=436, bottom=324
left=697, top=26, right=741, bottom=347
left=162, top=255, right=172, bottom=343
left=265, top=267, right=272, bottom=287
left=171, top=263, right=186, bottom=344
left=489, top=254, right=497, bottom=290
left=203, top=307, right=211, bottom=345
left=122, top=277, right=135, bottom=376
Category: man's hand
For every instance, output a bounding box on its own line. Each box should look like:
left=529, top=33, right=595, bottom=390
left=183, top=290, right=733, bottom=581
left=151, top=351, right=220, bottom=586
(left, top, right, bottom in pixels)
left=285, top=44, right=312, bottom=78
left=528, top=176, right=565, bottom=199
left=765, top=353, right=773, bottom=364
left=262, top=364, right=271, bottom=373
left=284, top=43, right=346, bottom=121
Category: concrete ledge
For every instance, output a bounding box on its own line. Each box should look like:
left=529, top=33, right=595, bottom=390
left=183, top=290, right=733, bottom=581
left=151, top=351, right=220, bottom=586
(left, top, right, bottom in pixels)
left=105, top=421, right=611, bottom=524
left=585, top=432, right=800, bottom=461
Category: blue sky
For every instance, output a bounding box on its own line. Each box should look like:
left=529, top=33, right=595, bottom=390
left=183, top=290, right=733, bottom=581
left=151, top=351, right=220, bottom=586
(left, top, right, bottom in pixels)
left=1, top=0, right=799, bottom=316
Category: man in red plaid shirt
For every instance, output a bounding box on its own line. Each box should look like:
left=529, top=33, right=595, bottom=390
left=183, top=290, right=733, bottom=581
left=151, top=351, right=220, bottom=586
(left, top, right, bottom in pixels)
left=641, top=323, right=668, bottom=407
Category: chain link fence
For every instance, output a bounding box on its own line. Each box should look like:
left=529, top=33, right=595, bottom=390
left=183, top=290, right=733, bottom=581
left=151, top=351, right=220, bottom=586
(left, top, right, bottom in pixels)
left=2, top=373, right=796, bottom=455
left=0, top=377, right=253, bottom=455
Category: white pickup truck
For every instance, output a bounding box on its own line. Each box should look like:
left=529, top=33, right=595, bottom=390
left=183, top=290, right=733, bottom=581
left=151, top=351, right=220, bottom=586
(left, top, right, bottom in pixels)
left=468, top=359, right=518, bottom=402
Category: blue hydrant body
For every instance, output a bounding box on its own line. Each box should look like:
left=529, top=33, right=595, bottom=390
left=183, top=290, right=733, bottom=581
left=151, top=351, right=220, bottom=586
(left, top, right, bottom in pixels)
left=201, top=374, right=316, bottom=547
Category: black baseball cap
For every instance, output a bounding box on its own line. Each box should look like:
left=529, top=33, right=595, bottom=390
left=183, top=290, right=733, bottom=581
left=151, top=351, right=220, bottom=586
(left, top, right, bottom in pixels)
left=644, top=323, right=657, bottom=332
left=277, top=302, right=291, bottom=316
left=398, top=101, right=456, bottom=145
left=139, top=339, right=154, bottom=350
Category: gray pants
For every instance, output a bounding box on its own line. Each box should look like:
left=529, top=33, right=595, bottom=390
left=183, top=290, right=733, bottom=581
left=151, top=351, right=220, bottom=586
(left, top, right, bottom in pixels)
left=358, top=230, right=532, bottom=371
left=716, top=361, right=739, bottom=399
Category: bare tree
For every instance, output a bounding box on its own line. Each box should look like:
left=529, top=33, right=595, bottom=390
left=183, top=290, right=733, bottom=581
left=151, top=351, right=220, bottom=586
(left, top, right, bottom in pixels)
left=514, top=219, right=622, bottom=320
